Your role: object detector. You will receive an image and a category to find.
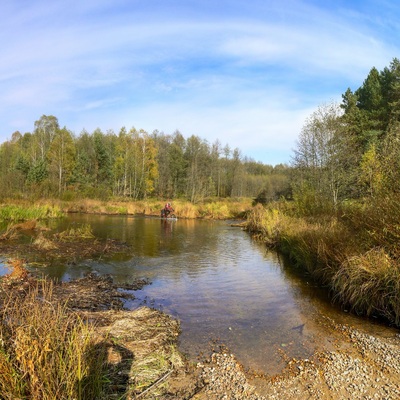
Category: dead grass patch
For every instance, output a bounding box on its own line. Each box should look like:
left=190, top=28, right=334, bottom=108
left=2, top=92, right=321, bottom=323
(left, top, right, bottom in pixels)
left=0, top=278, right=106, bottom=399
left=0, top=219, right=37, bottom=240
left=332, top=248, right=400, bottom=324
left=33, top=232, right=58, bottom=250
left=55, top=224, right=95, bottom=241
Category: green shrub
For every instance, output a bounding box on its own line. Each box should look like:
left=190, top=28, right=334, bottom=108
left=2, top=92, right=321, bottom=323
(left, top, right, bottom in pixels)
left=0, top=205, right=63, bottom=222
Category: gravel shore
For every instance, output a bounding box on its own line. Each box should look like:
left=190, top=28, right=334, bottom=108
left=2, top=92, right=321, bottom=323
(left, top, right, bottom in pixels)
left=194, top=322, right=400, bottom=399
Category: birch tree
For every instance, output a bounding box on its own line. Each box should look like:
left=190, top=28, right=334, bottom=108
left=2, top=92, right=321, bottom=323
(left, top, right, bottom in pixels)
left=292, top=102, right=354, bottom=209
left=34, top=115, right=59, bottom=161
left=47, top=127, right=76, bottom=194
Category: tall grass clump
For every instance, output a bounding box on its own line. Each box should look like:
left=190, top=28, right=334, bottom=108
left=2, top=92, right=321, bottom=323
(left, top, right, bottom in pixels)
left=0, top=204, right=63, bottom=222
left=33, top=232, right=58, bottom=250
left=0, top=280, right=106, bottom=399
left=245, top=203, right=283, bottom=246
left=245, top=203, right=358, bottom=283
left=332, top=248, right=400, bottom=324
left=56, top=224, right=95, bottom=241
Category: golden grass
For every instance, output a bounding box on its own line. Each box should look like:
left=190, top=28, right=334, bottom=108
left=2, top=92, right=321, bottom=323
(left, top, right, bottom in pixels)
left=332, top=248, right=400, bottom=324
left=56, top=197, right=252, bottom=219
left=0, top=197, right=253, bottom=221
left=245, top=199, right=400, bottom=325
left=56, top=224, right=95, bottom=241
left=245, top=204, right=283, bottom=244
left=0, top=278, right=106, bottom=399
left=33, top=232, right=58, bottom=250
left=174, top=201, right=199, bottom=219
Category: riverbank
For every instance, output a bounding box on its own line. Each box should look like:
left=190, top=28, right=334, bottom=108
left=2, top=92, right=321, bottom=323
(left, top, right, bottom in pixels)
left=195, top=320, right=400, bottom=399
left=2, top=264, right=400, bottom=399
left=0, top=218, right=399, bottom=398
left=245, top=201, right=400, bottom=328
left=0, top=197, right=251, bottom=221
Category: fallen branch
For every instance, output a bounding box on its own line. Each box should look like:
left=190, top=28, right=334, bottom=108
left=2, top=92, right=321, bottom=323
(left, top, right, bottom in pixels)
left=135, top=369, right=173, bottom=399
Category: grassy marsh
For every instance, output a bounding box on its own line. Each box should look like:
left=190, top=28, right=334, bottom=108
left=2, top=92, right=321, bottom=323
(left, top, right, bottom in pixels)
left=0, top=197, right=251, bottom=222
left=0, top=273, right=105, bottom=400
left=245, top=199, right=400, bottom=326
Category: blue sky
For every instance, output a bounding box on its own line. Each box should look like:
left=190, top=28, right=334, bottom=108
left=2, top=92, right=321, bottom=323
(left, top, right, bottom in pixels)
left=1, top=0, right=399, bottom=165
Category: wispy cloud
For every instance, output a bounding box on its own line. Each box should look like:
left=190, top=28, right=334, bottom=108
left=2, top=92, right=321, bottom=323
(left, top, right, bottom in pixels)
left=1, top=0, right=399, bottom=164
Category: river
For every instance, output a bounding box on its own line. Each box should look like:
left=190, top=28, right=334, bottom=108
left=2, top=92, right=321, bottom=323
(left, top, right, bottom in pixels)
left=8, top=214, right=397, bottom=375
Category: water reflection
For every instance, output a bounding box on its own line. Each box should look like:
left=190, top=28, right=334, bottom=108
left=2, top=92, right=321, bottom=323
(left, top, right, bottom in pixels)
left=23, top=214, right=398, bottom=374
left=0, top=257, right=10, bottom=276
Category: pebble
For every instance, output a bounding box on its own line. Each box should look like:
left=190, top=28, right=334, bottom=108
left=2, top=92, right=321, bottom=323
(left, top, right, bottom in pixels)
left=196, top=324, right=400, bottom=399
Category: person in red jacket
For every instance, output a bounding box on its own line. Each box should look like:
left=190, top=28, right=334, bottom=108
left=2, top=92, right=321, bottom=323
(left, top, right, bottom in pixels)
left=163, top=202, right=174, bottom=217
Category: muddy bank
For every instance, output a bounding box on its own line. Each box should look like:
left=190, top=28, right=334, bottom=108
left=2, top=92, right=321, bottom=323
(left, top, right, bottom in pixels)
left=1, top=222, right=400, bottom=398
left=0, top=219, right=132, bottom=266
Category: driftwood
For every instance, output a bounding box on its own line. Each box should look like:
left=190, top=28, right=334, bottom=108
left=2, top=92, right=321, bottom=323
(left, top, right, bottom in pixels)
left=0, top=220, right=37, bottom=240
left=135, top=369, right=174, bottom=399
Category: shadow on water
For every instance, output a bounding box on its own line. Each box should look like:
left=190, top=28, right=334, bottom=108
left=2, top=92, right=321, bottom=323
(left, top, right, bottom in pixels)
left=13, top=214, right=399, bottom=375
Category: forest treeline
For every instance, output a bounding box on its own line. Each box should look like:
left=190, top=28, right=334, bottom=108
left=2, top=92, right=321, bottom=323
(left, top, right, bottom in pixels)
left=3, top=57, right=400, bottom=207
left=292, top=57, right=400, bottom=208
left=247, top=57, right=400, bottom=325
left=0, top=118, right=290, bottom=202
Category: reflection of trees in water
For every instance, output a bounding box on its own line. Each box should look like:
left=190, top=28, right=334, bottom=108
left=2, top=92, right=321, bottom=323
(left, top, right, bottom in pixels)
left=277, top=251, right=330, bottom=302
left=276, top=251, right=391, bottom=334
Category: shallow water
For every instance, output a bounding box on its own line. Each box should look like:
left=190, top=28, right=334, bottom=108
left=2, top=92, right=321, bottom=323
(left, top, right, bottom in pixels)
left=11, top=214, right=398, bottom=374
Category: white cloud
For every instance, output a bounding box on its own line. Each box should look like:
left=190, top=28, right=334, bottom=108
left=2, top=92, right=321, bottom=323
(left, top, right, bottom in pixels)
left=1, top=0, right=400, bottom=165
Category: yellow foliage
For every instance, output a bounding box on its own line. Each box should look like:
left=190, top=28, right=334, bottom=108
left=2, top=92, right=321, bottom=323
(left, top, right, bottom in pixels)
left=359, top=144, right=383, bottom=196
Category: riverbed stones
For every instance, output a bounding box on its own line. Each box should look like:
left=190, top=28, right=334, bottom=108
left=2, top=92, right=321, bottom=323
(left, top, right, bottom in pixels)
left=193, top=324, right=400, bottom=399
left=197, top=353, right=262, bottom=399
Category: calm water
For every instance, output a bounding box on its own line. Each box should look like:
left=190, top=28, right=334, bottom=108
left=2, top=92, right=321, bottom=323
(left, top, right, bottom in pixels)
left=6, top=214, right=398, bottom=374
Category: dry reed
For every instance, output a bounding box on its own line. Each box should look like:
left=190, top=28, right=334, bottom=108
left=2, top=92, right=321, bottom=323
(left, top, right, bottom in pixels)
left=245, top=200, right=400, bottom=325
left=56, top=224, right=95, bottom=241
left=2, top=198, right=252, bottom=221
left=0, top=278, right=106, bottom=399
left=332, top=248, right=400, bottom=324
left=33, top=232, right=58, bottom=250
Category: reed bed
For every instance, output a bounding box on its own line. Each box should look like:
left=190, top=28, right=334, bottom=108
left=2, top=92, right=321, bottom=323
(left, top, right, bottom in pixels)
left=0, top=279, right=106, bottom=400
left=0, top=204, right=63, bottom=222
left=55, top=223, right=95, bottom=241
left=245, top=199, right=400, bottom=325
left=54, top=197, right=252, bottom=219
